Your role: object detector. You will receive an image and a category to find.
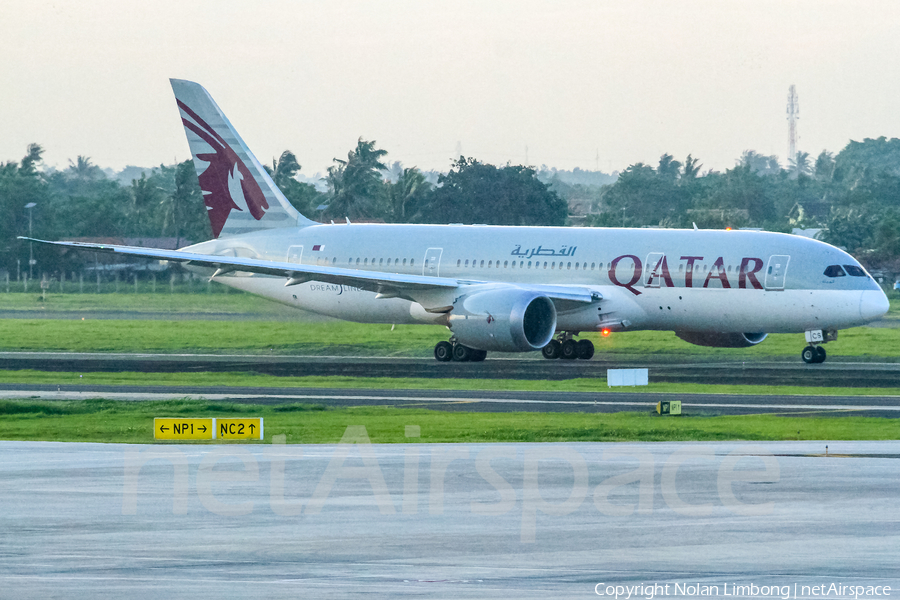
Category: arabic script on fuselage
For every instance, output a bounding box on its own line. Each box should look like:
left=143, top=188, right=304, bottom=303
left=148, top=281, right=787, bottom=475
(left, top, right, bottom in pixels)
left=511, top=245, right=577, bottom=259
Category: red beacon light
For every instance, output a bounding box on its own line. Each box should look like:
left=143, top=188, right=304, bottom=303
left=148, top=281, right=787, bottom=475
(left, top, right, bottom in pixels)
left=601, top=328, right=611, bottom=337
left=725, top=227, right=732, bottom=231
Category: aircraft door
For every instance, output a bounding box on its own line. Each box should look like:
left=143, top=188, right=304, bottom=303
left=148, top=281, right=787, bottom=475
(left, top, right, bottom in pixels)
left=424, top=248, right=443, bottom=277
left=287, top=245, right=303, bottom=264
left=765, top=255, right=790, bottom=290
left=644, top=252, right=665, bottom=288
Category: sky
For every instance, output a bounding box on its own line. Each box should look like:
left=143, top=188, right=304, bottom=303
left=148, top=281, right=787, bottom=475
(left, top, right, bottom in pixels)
left=3, top=1, right=900, bottom=177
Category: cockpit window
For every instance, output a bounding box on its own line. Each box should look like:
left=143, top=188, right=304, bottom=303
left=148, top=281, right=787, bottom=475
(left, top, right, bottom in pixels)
left=824, top=265, right=846, bottom=277
left=843, top=265, right=866, bottom=277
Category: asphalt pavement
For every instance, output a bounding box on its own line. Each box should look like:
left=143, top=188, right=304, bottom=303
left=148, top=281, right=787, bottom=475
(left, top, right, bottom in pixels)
left=1, top=440, right=897, bottom=599
left=3, top=352, right=900, bottom=387
left=2, top=384, right=899, bottom=417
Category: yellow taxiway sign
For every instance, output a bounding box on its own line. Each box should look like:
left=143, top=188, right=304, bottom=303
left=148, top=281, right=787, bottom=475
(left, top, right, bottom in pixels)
left=217, top=418, right=264, bottom=440
left=656, top=400, right=682, bottom=415
left=154, top=418, right=215, bottom=440
left=154, top=417, right=264, bottom=440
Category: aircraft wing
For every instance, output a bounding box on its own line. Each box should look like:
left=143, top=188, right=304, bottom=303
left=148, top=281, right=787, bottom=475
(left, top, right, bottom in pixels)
left=21, top=238, right=600, bottom=305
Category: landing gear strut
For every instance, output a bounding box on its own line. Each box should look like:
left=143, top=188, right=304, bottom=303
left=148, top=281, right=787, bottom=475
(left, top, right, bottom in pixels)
left=542, top=333, right=594, bottom=360
left=434, top=339, right=487, bottom=362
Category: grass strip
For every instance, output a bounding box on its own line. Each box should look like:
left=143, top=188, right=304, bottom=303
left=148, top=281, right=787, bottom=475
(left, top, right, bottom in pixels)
left=0, top=319, right=445, bottom=355
left=0, top=399, right=896, bottom=444
left=0, top=291, right=284, bottom=313
left=1, top=318, right=899, bottom=358
left=4, top=369, right=900, bottom=397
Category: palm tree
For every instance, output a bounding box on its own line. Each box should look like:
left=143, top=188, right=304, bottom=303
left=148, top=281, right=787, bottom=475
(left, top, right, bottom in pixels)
left=682, top=154, right=702, bottom=179
left=389, top=166, right=432, bottom=222
left=324, top=138, right=388, bottom=220
left=739, top=150, right=781, bottom=176
left=266, top=151, right=302, bottom=189
left=18, top=144, right=44, bottom=176
left=657, top=154, right=682, bottom=180
left=789, top=151, right=812, bottom=178
left=67, top=156, right=103, bottom=180
left=813, top=151, right=835, bottom=181
left=131, top=173, right=164, bottom=227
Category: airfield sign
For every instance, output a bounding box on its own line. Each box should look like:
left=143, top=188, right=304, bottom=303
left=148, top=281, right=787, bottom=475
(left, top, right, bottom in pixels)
left=217, top=418, right=264, bottom=440
left=154, top=417, right=264, bottom=440
left=155, top=418, right=215, bottom=440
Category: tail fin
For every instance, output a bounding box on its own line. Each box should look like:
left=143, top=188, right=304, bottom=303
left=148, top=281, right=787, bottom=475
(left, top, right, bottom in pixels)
left=170, top=79, right=316, bottom=238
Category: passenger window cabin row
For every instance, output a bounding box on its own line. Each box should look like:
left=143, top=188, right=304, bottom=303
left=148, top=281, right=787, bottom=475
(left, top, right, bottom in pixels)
left=450, top=260, right=759, bottom=274
left=312, top=256, right=867, bottom=279
left=310, top=257, right=418, bottom=267
left=347, top=257, right=415, bottom=267
left=457, top=259, right=597, bottom=270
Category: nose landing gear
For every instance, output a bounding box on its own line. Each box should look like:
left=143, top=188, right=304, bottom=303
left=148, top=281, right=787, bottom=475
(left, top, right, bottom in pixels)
left=801, top=329, right=836, bottom=364
left=801, top=345, right=826, bottom=364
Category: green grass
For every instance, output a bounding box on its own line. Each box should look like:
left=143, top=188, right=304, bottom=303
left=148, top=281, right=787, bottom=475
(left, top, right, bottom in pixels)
left=0, top=291, right=299, bottom=315
left=0, top=319, right=443, bottom=355
left=0, top=317, right=897, bottom=358
left=7, top=289, right=899, bottom=313
left=2, top=293, right=895, bottom=445
left=1, top=291, right=898, bottom=358
left=4, top=369, right=900, bottom=397
left=0, top=399, right=896, bottom=443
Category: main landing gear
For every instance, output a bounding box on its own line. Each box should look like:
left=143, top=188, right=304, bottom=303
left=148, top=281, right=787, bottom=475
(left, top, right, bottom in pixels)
left=542, top=333, right=594, bottom=360
left=434, top=339, right=487, bottom=362
left=801, top=345, right=826, bottom=364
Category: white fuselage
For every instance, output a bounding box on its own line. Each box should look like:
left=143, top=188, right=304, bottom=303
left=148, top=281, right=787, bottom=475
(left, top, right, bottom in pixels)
left=184, top=224, right=888, bottom=337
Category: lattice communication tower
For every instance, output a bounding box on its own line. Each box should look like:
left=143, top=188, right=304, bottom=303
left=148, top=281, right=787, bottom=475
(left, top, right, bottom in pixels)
left=787, top=85, right=799, bottom=162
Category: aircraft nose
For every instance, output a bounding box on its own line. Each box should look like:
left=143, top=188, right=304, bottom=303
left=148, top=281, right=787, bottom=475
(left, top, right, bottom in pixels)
left=860, top=289, right=890, bottom=322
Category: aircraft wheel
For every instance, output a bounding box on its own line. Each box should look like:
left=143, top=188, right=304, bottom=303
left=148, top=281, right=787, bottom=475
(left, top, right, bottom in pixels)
left=434, top=341, right=453, bottom=362
left=470, top=349, right=487, bottom=362
left=452, top=343, right=472, bottom=362
left=801, top=346, right=817, bottom=364
left=815, top=346, right=827, bottom=363
left=577, top=339, right=594, bottom=360
left=542, top=340, right=561, bottom=359
left=561, top=339, right=579, bottom=360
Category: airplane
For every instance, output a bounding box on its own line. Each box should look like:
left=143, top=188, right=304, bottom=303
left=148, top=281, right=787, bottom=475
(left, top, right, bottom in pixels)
left=24, top=79, right=890, bottom=364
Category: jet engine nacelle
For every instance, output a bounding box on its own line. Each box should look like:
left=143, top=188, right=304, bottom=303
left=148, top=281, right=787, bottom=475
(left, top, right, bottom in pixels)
left=447, top=288, right=557, bottom=352
left=675, top=331, right=768, bottom=348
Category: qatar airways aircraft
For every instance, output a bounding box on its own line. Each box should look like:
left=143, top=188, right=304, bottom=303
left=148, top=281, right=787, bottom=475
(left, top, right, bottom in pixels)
left=26, top=79, right=889, bottom=364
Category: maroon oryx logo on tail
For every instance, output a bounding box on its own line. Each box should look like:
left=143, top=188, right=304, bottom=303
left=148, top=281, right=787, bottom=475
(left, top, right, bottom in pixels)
left=177, top=100, right=269, bottom=237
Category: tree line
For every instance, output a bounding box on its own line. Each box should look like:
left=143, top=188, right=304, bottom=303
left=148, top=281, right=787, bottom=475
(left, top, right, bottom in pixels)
left=3, top=135, right=900, bottom=276
left=0, top=140, right=567, bottom=274
left=585, top=139, right=900, bottom=270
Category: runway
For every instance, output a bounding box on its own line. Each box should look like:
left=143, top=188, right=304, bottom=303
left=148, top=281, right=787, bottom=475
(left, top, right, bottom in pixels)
left=2, top=384, right=899, bottom=416
left=3, top=351, right=900, bottom=387
left=1, top=440, right=897, bottom=599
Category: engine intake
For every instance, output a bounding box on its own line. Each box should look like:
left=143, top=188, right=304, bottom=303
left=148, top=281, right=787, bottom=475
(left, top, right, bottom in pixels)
left=675, top=331, right=768, bottom=348
left=447, top=289, right=557, bottom=352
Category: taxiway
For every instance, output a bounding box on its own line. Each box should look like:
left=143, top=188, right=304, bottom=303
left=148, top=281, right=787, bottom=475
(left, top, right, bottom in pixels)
left=3, top=352, right=900, bottom=387
left=1, top=440, right=897, bottom=599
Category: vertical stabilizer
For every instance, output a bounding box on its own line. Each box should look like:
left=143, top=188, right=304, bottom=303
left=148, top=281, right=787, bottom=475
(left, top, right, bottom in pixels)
left=170, top=79, right=316, bottom=238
